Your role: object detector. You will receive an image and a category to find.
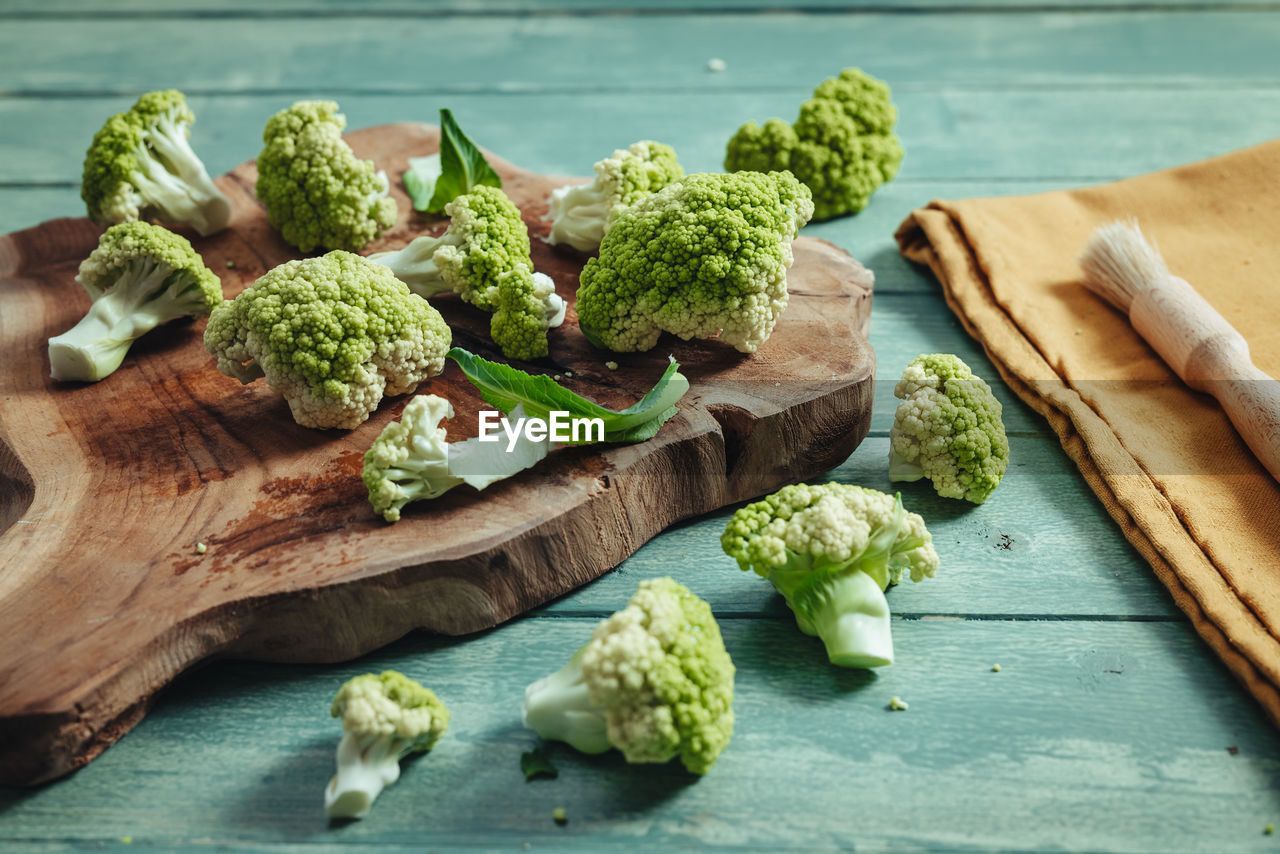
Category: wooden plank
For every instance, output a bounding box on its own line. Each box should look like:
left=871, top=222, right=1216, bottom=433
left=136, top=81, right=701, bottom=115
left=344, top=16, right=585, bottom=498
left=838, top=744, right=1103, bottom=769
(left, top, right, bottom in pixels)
left=3, top=13, right=1280, bottom=95
left=1, top=90, right=1273, bottom=189
left=1, top=619, right=1275, bottom=850
left=537, top=434, right=1181, bottom=618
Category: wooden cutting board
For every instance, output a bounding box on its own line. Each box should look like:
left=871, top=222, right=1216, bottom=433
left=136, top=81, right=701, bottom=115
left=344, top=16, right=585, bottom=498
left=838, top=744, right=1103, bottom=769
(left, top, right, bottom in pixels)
left=0, top=123, right=874, bottom=786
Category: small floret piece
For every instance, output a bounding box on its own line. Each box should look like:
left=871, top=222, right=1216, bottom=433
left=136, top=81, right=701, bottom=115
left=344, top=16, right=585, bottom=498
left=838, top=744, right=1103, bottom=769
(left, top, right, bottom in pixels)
left=722, top=483, right=939, bottom=668
left=490, top=265, right=566, bottom=361
left=370, top=185, right=534, bottom=313
left=725, top=68, right=903, bottom=221
left=256, top=100, right=397, bottom=253
left=81, top=89, right=232, bottom=236
left=522, top=577, right=735, bottom=775
left=48, top=221, right=222, bottom=382
left=204, top=251, right=450, bottom=429
left=546, top=140, right=685, bottom=252
left=575, top=171, right=813, bottom=354
left=325, top=671, right=449, bottom=820
left=889, top=353, right=1009, bottom=504
left=363, top=394, right=549, bottom=522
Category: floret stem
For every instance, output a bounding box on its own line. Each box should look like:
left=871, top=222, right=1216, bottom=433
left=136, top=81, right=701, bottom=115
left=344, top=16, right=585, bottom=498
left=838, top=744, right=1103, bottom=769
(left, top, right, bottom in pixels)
left=522, top=647, right=612, bottom=755
left=887, top=447, right=926, bottom=483
left=137, top=111, right=231, bottom=236
left=324, top=732, right=404, bottom=820
left=546, top=181, right=613, bottom=251
left=48, top=260, right=204, bottom=382
left=803, top=570, right=895, bottom=668
left=369, top=231, right=463, bottom=299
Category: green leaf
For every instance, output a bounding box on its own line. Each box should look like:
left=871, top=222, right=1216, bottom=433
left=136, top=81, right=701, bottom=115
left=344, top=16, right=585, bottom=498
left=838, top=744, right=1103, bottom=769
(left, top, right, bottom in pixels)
left=446, top=347, right=689, bottom=444
left=520, top=748, right=559, bottom=782
left=426, top=109, right=503, bottom=214
left=402, top=154, right=443, bottom=212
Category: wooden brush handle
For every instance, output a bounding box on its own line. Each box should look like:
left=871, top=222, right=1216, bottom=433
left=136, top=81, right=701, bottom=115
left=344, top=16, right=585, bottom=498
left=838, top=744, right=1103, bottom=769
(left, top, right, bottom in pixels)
left=1130, top=276, right=1280, bottom=480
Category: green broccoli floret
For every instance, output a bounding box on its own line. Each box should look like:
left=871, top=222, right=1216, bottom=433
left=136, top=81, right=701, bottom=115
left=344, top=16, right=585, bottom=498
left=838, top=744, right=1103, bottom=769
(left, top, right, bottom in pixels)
left=490, top=264, right=566, bottom=361
left=48, top=221, right=222, bottom=382
left=722, top=483, right=939, bottom=668
left=363, top=393, right=549, bottom=522
left=81, top=89, right=232, bottom=236
left=574, top=171, right=813, bottom=354
left=889, top=354, right=1010, bottom=504
left=256, top=100, right=397, bottom=253
left=369, top=185, right=541, bottom=312
left=522, top=577, right=735, bottom=775
left=325, top=671, right=450, bottom=820
left=725, top=68, right=903, bottom=221
left=546, top=140, right=685, bottom=252
left=203, top=251, right=450, bottom=429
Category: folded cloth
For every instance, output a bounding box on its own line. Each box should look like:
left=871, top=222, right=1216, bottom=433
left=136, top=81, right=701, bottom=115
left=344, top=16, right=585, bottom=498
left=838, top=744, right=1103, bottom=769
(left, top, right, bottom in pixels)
left=896, top=139, right=1280, bottom=725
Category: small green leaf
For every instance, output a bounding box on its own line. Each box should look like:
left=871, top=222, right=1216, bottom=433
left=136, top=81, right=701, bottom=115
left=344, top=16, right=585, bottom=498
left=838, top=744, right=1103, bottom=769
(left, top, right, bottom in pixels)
left=446, top=347, right=688, bottom=444
left=426, top=109, right=502, bottom=214
left=402, top=154, right=443, bottom=212
left=521, top=748, right=559, bottom=782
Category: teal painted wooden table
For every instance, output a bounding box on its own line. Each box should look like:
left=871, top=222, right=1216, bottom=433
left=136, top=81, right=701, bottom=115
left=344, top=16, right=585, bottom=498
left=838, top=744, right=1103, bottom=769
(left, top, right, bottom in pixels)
left=3, top=2, right=1280, bottom=850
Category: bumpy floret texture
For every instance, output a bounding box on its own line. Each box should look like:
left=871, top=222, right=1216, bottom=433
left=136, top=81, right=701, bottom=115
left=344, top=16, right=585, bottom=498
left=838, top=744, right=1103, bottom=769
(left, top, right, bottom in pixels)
left=574, top=171, right=813, bottom=354
left=490, top=265, right=563, bottom=361
left=890, top=354, right=1009, bottom=504
left=581, top=578, right=735, bottom=775
left=547, top=140, right=685, bottom=251
left=433, top=185, right=533, bottom=311
left=48, top=221, right=223, bottom=382
left=725, top=68, right=903, bottom=221
left=204, top=251, right=450, bottom=429
left=81, top=89, right=232, bottom=235
left=332, top=671, right=450, bottom=751
left=256, top=100, right=397, bottom=253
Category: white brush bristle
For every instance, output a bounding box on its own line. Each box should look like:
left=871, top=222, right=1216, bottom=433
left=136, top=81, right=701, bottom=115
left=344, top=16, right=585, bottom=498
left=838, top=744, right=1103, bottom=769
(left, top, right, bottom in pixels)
left=1078, top=220, right=1169, bottom=311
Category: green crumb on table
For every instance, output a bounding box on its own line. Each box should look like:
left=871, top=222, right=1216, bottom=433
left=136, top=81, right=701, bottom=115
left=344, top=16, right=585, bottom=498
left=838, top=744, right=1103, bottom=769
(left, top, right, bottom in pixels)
left=553, top=806, right=568, bottom=825
left=226, top=260, right=235, bottom=269
left=1266, top=822, right=1275, bottom=835
left=707, top=57, right=727, bottom=72
left=195, top=542, right=207, bottom=555
left=992, top=664, right=1001, bottom=672
left=889, top=696, right=909, bottom=711
left=605, top=361, right=618, bottom=370
left=564, top=370, right=573, bottom=377
left=120, top=838, right=132, bottom=845
left=554, top=374, right=562, bottom=381
left=521, top=747, right=559, bottom=781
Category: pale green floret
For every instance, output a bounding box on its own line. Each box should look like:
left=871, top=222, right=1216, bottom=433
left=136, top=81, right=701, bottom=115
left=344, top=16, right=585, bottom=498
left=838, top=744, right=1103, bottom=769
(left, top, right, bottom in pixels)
left=575, top=171, right=813, bottom=354
left=889, top=353, right=1009, bottom=504
left=546, top=140, right=685, bottom=252
left=371, top=185, right=534, bottom=312
left=81, top=89, right=232, bottom=236
left=203, top=251, right=450, bottom=429
left=362, top=394, right=549, bottom=522
left=725, top=68, right=903, bottom=221
left=523, top=577, right=735, bottom=775
left=48, top=221, right=223, bottom=382
left=722, top=483, right=939, bottom=668
left=256, top=100, right=397, bottom=253
left=490, top=265, right=566, bottom=361
left=325, top=671, right=449, bottom=820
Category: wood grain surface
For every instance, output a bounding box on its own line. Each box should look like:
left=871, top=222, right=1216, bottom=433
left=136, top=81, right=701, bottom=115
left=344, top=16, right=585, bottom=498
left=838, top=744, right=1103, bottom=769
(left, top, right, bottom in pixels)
left=0, top=123, right=875, bottom=786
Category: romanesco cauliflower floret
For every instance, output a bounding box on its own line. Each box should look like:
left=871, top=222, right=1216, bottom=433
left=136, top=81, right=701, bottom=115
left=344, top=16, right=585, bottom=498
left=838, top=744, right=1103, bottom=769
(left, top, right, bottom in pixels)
left=370, top=185, right=533, bottom=311
left=889, top=353, right=1010, bottom=504
left=363, top=393, right=549, bottom=522
left=48, top=221, right=223, bottom=382
left=722, top=483, right=938, bottom=668
left=574, top=170, right=813, bottom=354
left=725, top=68, right=903, bottom=221
left=489, top=265, right=566, bottom=361
left=546, top=140, right=684, bottom=252
left=203, top=251, right=450, bottom=429
left=256, top=100, right=397, bottom=253
left=325, top=671, right=450, bottom=820
left=522, top=577, right=734, bottom=775
left=81, top=89, right=232, bottom=236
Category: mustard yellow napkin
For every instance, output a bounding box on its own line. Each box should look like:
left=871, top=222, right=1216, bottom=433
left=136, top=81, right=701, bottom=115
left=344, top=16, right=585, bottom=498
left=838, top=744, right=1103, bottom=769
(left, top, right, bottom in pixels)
left=896, top=139, right=1280, bottom=724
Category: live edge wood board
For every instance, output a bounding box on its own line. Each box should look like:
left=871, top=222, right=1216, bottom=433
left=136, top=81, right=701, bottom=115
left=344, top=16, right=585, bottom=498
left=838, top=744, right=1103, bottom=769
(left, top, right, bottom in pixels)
left=0, top=123, right=874, bottom=787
